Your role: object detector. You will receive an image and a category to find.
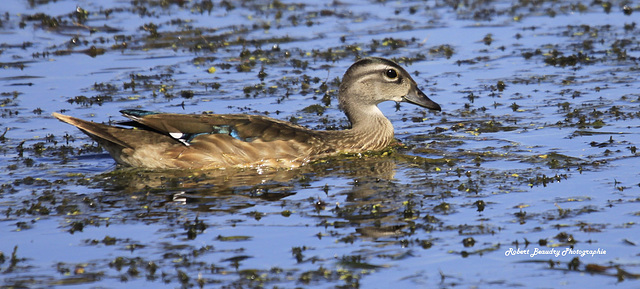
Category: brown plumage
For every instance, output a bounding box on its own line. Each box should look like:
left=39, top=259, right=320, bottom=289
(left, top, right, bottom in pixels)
left=53, top=57, right=441, bottom=169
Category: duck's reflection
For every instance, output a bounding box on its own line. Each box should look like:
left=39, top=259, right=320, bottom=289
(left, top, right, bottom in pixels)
left=94, top=153, right=398, bottom=196
left=90, top=153, right=441, bottom=241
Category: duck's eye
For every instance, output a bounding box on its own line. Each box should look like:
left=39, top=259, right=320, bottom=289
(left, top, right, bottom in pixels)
left=385, top=69, right=398, bottom=79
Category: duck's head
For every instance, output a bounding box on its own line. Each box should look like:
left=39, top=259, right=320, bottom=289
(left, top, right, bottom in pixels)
left=338, top=57, right=441, bottom=113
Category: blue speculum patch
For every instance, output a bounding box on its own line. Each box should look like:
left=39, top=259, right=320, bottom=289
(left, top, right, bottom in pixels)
left=173, top=125, right=248, bottom=145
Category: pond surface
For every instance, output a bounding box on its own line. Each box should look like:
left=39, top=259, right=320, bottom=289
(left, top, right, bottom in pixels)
left=1, top=0, right=640, bottom=288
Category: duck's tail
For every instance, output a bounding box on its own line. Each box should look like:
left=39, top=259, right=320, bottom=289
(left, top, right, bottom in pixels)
left=52, top=113, right=176, bottom=166
left=53, top=113, right=132, bottom=149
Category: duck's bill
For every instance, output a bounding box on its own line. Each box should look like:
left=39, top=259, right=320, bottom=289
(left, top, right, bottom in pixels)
left=402, top=87, right=441, bottom=111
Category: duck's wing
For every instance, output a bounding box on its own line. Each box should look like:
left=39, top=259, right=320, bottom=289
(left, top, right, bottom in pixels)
left=119, top=109, right=318, bottom=145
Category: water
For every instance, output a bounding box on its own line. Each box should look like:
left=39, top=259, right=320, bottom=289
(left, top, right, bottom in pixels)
left=1, top=0, right=639, bottom=288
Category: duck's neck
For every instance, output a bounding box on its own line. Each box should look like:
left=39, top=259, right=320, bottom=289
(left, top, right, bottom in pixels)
left=331, top=102, right=396, bottom=152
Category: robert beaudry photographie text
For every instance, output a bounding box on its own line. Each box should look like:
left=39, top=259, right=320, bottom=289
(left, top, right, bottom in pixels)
left=504, top=247, right=607, bottom=258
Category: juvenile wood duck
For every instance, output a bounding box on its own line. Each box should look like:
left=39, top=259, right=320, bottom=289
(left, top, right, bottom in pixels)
left=53, top=57, right=441, bottom=169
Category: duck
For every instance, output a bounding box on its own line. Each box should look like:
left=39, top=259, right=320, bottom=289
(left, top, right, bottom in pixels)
left=53, top=57, right=441, bottom=169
